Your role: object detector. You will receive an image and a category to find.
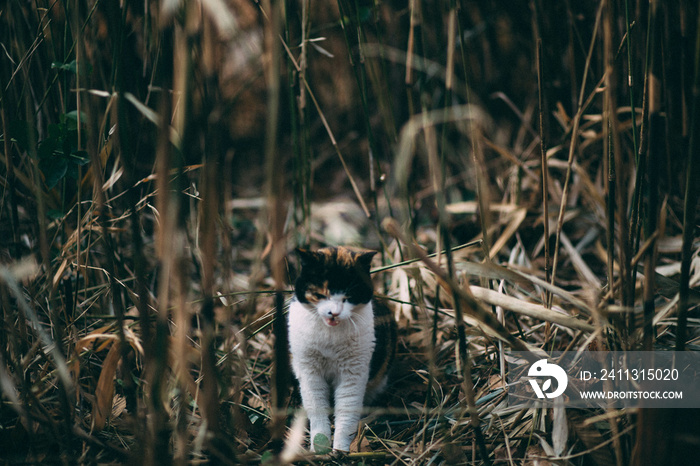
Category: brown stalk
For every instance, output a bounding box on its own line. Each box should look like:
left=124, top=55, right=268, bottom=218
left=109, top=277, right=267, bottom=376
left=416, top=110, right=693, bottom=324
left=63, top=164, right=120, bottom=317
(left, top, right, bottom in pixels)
left=405, top=0, right=418, bottom=85
left=676, top=2, right=700, bottom=352
left=603, top=2, right=625, bottom=465
left=277, top=37, right=370, bottom=218
left=0, top=102, right=20, bottom=260
left=263, top=0, right=289, bottom=457
left=642, top=0, right=663, bottom=351
left=536, top=38, right=551, bottom=307
left=195, top=15, right=227, bottom=460
left=146, top=8, right=188, bottom=463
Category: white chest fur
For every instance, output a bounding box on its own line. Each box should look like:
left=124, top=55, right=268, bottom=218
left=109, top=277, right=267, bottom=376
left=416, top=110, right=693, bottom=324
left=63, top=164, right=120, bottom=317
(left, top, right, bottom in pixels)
left=288, top=298, right=376, bottom=451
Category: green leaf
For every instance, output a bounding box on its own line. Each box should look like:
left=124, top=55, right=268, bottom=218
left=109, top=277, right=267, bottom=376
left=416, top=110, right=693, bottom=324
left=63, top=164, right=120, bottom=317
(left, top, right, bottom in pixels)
left=52, top=60, right=78, bottom=73
left=259, top=450, right=275, bottom=465
left=40, top=155, right=68, bottom=189
left=70, top=150, right=90, bottom=166
left=66, top=159, right=81, bottom=181
left=47, top=209, right=65, bottom=220
left=65, top=110, right=88, bottom=130
left=313, top=433, right=332, bottom=454
left=37, top=138, right=59, bottom=160
left=47, top=123, right=62, bottom=140
left=51, top=60, right=93, bottom=77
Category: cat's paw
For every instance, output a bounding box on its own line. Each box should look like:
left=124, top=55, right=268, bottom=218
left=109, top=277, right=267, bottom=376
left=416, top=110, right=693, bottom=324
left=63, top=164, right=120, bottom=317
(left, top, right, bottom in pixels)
left=331, top=436, right=354, bottom=453
left=329, top=449, right=349, bottom=460
left=311, top=433, right=332, bottom=454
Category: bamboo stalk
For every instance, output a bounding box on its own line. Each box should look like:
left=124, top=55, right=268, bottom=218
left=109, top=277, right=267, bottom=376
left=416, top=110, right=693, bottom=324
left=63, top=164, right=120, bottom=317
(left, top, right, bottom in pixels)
left=198, top=16, right=226, bottom=458
left=147, top=6, right=185, bottom=463
left=625, top=0, right=645, bottom=281
left=642, top=0, right=663, bottom=351
left=263, top=0, right=290, bottom=457
left=603, top=2, right=625, bottom=465
left=676, top=4, right=700, bottom=351
left=536, top=38, right=551, bottom=308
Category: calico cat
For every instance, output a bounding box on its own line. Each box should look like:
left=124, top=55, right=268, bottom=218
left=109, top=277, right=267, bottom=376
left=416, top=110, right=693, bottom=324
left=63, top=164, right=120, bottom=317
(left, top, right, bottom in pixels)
left=288, top=246, right=397, bottom=452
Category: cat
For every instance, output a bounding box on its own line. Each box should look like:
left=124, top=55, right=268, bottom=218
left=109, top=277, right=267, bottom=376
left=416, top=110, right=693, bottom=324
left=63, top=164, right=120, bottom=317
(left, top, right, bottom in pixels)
left=287, top=246, right=397, bottom=452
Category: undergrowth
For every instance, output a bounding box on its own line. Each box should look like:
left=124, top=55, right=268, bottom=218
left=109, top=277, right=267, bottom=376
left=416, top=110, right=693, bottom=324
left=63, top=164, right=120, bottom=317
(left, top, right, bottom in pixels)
left=1, top=1, right=699, bottom=465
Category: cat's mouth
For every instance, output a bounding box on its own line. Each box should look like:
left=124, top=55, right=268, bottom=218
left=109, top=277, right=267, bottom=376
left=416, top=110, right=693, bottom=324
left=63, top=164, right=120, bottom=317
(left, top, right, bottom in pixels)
left=324, top=316, right=340, bottom=327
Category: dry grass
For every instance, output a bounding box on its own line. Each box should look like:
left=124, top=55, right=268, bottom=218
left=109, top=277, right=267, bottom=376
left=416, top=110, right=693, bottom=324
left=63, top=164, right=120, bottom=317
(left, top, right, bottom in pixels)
left=1, top=1, right=700, bottom=464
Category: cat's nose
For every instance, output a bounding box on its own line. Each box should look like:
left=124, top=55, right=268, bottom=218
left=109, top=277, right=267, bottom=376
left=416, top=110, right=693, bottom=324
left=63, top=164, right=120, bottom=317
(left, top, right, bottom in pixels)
left=326, top=305, right=342, bottom=317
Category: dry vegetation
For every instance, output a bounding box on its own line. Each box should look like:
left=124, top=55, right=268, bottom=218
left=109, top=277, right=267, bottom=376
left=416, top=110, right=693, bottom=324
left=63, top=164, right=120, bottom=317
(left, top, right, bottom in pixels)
left=1, top=0, right=700, bottom=464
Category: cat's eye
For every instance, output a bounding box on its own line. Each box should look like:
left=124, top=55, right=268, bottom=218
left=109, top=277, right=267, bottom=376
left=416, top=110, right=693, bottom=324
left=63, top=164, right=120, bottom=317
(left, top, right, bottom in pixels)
left=313, top=292, right=326, bottom=300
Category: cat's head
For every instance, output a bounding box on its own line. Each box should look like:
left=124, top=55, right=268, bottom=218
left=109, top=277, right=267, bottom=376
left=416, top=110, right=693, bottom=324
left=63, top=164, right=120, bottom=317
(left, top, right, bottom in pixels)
left=294, top=246, right=377, bottom=327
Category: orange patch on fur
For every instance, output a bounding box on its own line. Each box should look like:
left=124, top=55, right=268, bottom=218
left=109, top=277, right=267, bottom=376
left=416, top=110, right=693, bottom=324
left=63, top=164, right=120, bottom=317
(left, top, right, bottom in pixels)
left=304, top=281, right=329, bottom=303
left=317, top=246, right=374, bottom=268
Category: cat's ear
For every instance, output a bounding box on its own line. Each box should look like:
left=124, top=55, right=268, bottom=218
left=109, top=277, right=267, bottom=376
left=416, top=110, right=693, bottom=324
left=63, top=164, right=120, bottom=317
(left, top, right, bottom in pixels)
left=296, top=248, right=317, bottom=266
left=357, top=251, right=377, bottom=272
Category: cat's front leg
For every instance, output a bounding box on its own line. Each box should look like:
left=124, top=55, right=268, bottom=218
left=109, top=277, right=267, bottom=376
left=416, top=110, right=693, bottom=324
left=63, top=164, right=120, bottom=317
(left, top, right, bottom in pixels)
left=332, top=378, right=367, bottom=451
left=297, top=372, right=332, bottom=451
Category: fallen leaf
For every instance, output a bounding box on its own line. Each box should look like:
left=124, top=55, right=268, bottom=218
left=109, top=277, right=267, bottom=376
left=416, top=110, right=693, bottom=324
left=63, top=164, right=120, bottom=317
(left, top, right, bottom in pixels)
left=92, top=341, right=121, bottom=431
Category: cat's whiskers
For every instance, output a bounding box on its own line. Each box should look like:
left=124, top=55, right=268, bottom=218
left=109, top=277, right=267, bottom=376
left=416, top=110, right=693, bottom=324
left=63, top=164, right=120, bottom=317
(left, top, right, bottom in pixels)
left=345, top=310, right=359, bottom=331
left=348, top=308, right=372, bottom=333
left=348, top=315, right=359, bottom=333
